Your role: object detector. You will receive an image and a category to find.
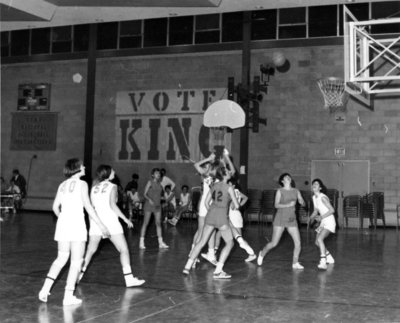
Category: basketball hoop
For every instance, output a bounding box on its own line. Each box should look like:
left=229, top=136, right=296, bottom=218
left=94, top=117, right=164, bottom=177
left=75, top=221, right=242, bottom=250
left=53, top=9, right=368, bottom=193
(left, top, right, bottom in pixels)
left=317, top=77, right=349, bottom=114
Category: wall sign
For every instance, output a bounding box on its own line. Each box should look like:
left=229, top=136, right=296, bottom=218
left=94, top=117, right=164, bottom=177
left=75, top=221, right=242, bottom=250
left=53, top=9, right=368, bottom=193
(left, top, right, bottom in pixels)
left=116, top=88, right=229, bottom=163
left=10, top=112, right=58, bottom=150
left=334, top=147, right=345, bottom=157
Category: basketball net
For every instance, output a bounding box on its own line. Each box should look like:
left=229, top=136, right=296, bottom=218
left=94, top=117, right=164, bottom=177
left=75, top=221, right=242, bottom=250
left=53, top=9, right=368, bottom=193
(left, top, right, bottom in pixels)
left=210, top=126, right=228, bottom=158
left=317, top=78, right=349, bottom=114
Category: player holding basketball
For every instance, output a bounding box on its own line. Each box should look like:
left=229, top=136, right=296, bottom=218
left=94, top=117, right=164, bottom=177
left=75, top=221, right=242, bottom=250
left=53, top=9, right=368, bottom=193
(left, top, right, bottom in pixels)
left=183, top=166, right=240, bottom=279
left=78, top=165, right=145, bottom=287
left=309, top=178, right=336, bottom=270
left=188, top=153, right=218, bottom=264
left=38, top=158, right=110, bottom=306
left=257, top=173, right=306, bottom=270
left=201, top=149, right=237, bottom=265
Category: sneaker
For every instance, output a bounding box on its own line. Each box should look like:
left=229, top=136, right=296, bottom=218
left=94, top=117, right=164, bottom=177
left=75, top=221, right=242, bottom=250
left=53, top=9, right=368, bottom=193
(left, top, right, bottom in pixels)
left=63, top=296, right=82, bottom=306
left=326, top=253, right=335, bottom=264
left=318, top=261, right=327, bottom=270
left=201, top=253, right=217, bottom=266
left=139, top=244, right=146, bottom=250
left=38, top=290, right=50, bottom=303
left=245, top=254, right=257, bottom=262
left=167, top=219, right=177, bottom=226
left=182, top=268, right=190, bottom=275
left=159, top=242, right=169, bottom=249
left=292, top=262, right=305, bottom=270
left=213, top=271, right=231, bottom=279
left=257, top=252, right=264, bottom=266
left=126, top=277, right=145, bottom=287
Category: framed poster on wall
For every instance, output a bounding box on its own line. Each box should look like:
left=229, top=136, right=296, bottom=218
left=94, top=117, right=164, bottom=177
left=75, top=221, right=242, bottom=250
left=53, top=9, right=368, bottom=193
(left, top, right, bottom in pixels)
left=17, top=83, right=51, bottom=111
left=10, top=112, right=58, bottom=150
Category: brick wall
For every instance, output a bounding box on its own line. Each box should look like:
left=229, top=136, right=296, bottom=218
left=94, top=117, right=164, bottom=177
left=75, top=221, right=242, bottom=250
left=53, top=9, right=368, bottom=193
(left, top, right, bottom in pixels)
left=1, top=45, right=399, bottom=223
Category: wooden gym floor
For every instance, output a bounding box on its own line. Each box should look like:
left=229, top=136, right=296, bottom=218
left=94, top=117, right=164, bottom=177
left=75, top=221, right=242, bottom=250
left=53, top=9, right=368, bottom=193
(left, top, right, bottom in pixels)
left=1, top=211, right=400, bottom=323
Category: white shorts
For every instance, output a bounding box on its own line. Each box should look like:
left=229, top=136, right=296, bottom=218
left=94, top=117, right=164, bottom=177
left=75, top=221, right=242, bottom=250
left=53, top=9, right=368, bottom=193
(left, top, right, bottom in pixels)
left=54, top=213, right=87, bottom=242
left=316, top=214, right=336, bottom=234
left=229, top=210, right=243, bottom=228
left=89, top=212, right=124, bottom=236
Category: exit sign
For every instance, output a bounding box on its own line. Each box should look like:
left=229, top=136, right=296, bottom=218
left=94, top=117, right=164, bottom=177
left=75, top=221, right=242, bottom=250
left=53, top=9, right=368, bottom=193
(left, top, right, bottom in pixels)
left=335, top=147, right=345, bottom=156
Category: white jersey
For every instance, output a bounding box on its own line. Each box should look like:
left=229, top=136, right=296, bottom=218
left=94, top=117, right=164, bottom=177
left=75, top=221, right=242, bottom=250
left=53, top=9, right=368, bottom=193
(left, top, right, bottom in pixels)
left=163, top=191, right=176, bottom=208
left=199, top=176, right=214, bottom=217
left=54, top=178, right=87, bottom=242
left=180, top=192, right=190, bottom=206
left=90, top=180, right=123, bottom=236
left=312, top=193, right=336, bottom=233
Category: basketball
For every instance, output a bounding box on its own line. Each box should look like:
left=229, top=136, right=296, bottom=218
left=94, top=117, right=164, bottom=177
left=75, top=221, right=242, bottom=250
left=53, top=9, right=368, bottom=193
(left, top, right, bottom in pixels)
left=272, top=52, right=286, bottom=67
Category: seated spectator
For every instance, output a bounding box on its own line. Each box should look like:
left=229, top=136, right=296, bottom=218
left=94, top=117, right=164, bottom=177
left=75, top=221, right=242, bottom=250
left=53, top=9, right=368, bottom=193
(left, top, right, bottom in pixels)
left=162, top=185, right=176, bottom=222
left=126, top=186, right=143, bottom=221
left=160, top=169, right=176, bottom=191
left=6, top=179, right=22, bottom=213
left=11, top=169, right=26, bottom=198
left=168, top=185, right=191, bottom=226
left=125, top=173, right=139, bottom=192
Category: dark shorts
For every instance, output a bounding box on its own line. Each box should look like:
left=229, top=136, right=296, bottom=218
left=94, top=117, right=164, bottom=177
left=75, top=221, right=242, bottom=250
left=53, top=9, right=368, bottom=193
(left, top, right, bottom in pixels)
left=205, top=206, right=229, bottom=229
left=143, top=202, right=161, bottom=214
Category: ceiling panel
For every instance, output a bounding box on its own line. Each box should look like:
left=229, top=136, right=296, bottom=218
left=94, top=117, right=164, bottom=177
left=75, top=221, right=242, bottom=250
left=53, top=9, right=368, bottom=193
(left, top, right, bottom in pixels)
left=0, top=0, right=396, bottom=31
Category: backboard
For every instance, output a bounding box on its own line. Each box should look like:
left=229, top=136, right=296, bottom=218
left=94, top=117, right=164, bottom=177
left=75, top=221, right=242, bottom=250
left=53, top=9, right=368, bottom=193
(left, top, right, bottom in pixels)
left=203, top=99, right=245, bottom=129
left=343, top=5, right=400, bottom=107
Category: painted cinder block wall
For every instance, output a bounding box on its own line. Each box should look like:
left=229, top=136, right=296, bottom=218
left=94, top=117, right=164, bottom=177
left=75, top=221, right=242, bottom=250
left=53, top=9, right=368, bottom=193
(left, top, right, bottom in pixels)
left=1, top=44, right=399, bottom=217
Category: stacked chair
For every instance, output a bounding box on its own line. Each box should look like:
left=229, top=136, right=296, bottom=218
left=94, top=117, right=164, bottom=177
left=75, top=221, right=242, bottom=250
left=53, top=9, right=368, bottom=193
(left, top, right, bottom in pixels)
left=244, top=189, right=263, bottom=223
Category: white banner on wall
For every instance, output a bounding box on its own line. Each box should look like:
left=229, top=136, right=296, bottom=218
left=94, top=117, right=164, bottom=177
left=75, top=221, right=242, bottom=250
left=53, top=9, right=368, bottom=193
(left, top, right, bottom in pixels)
left=116, top=88, right=230, bottom=163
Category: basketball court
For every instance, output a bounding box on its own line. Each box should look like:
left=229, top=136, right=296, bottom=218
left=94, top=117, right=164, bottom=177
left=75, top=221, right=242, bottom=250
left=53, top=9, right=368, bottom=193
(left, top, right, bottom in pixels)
left=1, top=211, right=400, bottom=322
left=2, top=4, right=400, bottom=323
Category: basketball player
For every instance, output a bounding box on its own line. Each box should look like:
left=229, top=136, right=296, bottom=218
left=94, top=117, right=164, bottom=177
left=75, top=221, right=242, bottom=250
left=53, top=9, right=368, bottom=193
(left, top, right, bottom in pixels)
left=214, top=177, right=256, bottom=262
left=257, top=173, right=306, bottom=270
left=189, top=153, right=218, bottom=266
left=309, top=178, right=336, bottom=270
left=139, top=168, right=169, bottom=249
left=38, top=158, right=110, bottom=306
left=78, top=165, right=145, bottom=287
left=183, top=166, right=240, bottom=279
left=200, top=149, right=237, bottom=265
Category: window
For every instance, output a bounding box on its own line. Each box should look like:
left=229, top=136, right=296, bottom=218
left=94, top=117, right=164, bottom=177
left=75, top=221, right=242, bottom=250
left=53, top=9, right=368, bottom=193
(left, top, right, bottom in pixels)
left=1, top=32, right=10, bottom=57
left=144, top=18, right=168, bottom=47
left=309, top=5, right=337, bottom=37
left=251, top=10, right=277, bottom=40
left=120, top=20, right=142, bottom=49
left=51, top=26, right=72, bottom=53
left=31, top=28, right=51, bottom=54
left=371, top=1, right=400, bottom=34
left=11, top=30, right=30, bottom=56
left=97, top=22, right=118, bottom=50
left=278, top=7, right=306, bottom=39
left=73, top=24, right=89, bottom=52
left=169, top=16, right=193, bottom=46
left=195, top=14, right=220, bottom=44
left=222, top=12, right=243, bottom=42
